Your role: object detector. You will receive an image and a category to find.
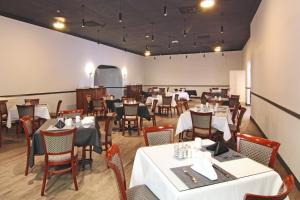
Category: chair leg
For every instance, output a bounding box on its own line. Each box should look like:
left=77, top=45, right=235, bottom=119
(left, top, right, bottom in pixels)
left=0, top=128, right=2, bottom=148
left=82, top=146, right=86, bottom=170
left=25, top=145, right=30, bottom=176
left=72, top=160, right=79, bottom=191
left=140, top=118, right=143, bottom=130
left=152, top=116, right=156, bottom=126
left=136, top=120, right=140, bottom=135
left=41, top=165, right=48, bottom=196
left=122, top=119, right=125, bottom=136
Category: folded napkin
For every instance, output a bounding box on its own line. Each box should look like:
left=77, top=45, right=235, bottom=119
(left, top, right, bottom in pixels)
left=191, top=153, right=217, bottom=181
left=55, top=120, right=65, bottom=129
left=81, top=116, right=94, bottom=125
left=206, top=142, right=229, bottom=156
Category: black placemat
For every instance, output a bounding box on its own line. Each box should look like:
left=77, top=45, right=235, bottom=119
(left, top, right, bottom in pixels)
left=170, top=164, right=236, bottom=190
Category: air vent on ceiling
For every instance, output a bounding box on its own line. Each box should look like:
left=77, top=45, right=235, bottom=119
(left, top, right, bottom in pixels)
left=85, top=20, right=105, bottom=27
left=178, top=6, right=197, bottom=15
left=198, top=35, right=210, bottom=40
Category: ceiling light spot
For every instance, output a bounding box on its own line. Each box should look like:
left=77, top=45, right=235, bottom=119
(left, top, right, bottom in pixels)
left=214, top=46, right=222, bottom=52
left=171, top=40, right=179, bottom=44
left=200, top=0, right=215, bottom=9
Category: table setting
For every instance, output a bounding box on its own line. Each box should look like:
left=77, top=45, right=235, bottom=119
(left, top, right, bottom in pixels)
left=29, top=116, right=102, bottom=168
left=176, top=103, right=233, bottom=141
left=6, top=104, right=51, bottom=128
left=130, top=140, right=283, bottom=200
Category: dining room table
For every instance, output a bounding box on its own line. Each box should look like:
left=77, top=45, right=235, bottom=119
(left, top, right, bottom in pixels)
left=130, top=140, right=285, bottom=200
left=176, top=105, right=233, bottom=141
left=145, top=95, right=177, bottom=107
left=6, top=104, right=51, bottom=128
left=29, top=117, right=102, bottom=168
left=113, top=102, right=151, bottom=121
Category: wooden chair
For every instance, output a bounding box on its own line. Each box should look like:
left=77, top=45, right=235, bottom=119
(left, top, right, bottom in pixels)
left=141, top=99, right=158, bottom=128
left=93, top=98, right=107, bottom=117
left=0, top=100, right=8, bottom=146
left=231, top=103, right=241, bottom=124
left=158, top=96, right=172, bottom=117
left=229, top=106, right=246, bottom=140
left=16, top=104, right=36, bottom=135
left=143, top=125, right=174, bottom=146
left=61, top=109, right=84, bottom=118
left=106, top=144, right=158, bottom=200
left=40, top=128, right=78, bottom=196
left=50, top=100, right=62, bottom=119
left=237, top=133, right=280, bottom=168
left=24, top=98, right=40, bottom=105
left=183, top=100, right=189, bottom=110
left=122, top=103, right=139, bottom=136
left=190, top=111, right=217, bottom=139
left=229, top=95, right=240, bottom=111
left=244, top=175, right=294, bottom=200
left=85, top=95, right=93, bottom=115
left=221, top=88, right=229, bottom=98
left=20, top=116, right=34, bottom=175
left=176, top=102, right=184, bottom=116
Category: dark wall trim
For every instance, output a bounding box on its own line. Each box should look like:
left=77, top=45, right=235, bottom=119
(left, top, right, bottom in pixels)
left=144, top=84, right=230, bottom=87
left=251, top=92, right=300, bottom=120
left=105, top=87, right=126, bottom=89
left=250, top=116, right=300, bottom=190
left=0, top=90, right=75, bottom=98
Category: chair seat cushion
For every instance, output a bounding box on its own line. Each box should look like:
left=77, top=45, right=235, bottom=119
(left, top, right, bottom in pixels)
left=229, top=124, right=237, bottom=132
left=126, top=185, right=158, bottom=200
left=48, top=147, right=78, bottom=162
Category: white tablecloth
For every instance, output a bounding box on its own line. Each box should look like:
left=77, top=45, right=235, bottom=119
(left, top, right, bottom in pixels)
left=167, top=92, right=190, bottom=101
left=176, top=106, right=233, bottom=141
left=146, top=95, right=177, bottom=107
left=130, top=141, right=285, bottom=200
left=7, top=105, right=51, bottom=128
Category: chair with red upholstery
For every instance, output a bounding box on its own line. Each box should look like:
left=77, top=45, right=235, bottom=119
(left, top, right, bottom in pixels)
left=20, top=116, right=34, bottom=175
left=237, top=133, right=280, bottom=168
left=244, top=175, right=294, bottom=200
left=106, top=144, right=158, bottom=200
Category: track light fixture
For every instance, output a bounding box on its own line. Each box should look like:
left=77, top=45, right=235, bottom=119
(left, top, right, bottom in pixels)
left=119, top=0, right=123, bottom=23
left=183, top=19, right=187, bottom=37
left=97, top=29, right=100, bottom=44
left=169, top=56, right=172, bottom=60
left=122, top=26, right=126, bottom=43
left=220, top=26, right=224, bottom=34
left=81, top=5, right=85, bottom=28
left=163, top=0, right=167, bottom=16
left=151, top=23, right=155, bottom=42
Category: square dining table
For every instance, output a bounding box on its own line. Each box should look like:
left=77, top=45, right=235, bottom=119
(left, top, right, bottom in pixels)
left=130, top=140, right=285, bottom=200
left=29, top=118, right=102, bottom=168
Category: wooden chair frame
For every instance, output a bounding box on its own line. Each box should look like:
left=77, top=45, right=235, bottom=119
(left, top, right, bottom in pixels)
left=0, top=100, right=8, bottom=147
left=237, top=133, right=280, bottom=168
left=244, top=175, right=294, bottom=200
left=50, top=100, right=62, bottom=119
left=143, top=125, right=174, bottom=146
left=16, top=104, right=36, bottom=135
left=40, top=128, right=78, bottom=196
left=122, top=103, right=140, bottom=136
left=158, top=96, right=173, bottom=117
left=20, top=116, right=33, bottom=175
left=190, top=111, right=213, bottom=139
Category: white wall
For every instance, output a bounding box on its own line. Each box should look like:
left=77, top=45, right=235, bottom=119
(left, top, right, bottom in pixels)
left=229, top=70, right=246, bottom=103
left=243, top=0, right=300, bottom=181
left=0, top=16, right=144, bottom=111
left=143, top=51, right=243, bottom=96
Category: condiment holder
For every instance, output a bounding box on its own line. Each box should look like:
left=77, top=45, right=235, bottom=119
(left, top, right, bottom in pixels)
left=174, top=140, right=192, bottom=159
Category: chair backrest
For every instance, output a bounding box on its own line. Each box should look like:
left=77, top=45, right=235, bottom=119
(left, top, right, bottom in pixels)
left=236, top=107, right=246, bottom=132
left=123, top=103, right=139, bottom=116
left=20, top=115, right=33, bottom=143
left=231, top=103, right=241, bottom=124
left=0, top=100, right=8, bottom=117
left=229, top=96, right=240, bottom=108
left=237, top=133, right=280, bottom=168
left=24, top=99, right=39, bottom=105
left=62, top=109, right=84, bottom=118
left=107, top=144, right=127, bottom=200
left=55, top=100, right=63, bottom=118
left=221, top=89, right=229, bottom=97
left=244, top=175, right=294, bottom=200
left=143, top=125, right=174, bottom=146
left=40, top=128, right=76, bottom=159
left=174, top=94, right=179, bottom=102
left=17, top=104, right=35, bottom=118
left=151, top=99, right=158, bottom=113
left=190, top=110, right=213, bottom=138
left=162, top=96, right=172, bottom=106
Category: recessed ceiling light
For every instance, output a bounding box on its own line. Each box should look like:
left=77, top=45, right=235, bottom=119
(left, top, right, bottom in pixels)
left=53, top=17, right=66, bottom=30
left=200, top=0, right=215, bottom=9
left=145, top=35, right=150, bottom=38
left=171, top=40, right=179, bottom=44
left=214, top=46, right=222, bottom=52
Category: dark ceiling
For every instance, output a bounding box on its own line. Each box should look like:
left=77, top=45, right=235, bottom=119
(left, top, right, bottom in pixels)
left=0, top=0, right=261, bottom=55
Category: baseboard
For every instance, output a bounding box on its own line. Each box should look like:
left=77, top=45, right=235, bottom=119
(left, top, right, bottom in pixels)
left=250, top=116, right=300, bottom=190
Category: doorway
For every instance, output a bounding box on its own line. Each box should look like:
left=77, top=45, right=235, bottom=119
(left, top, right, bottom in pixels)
left=94, top=65, right=123, bottom=99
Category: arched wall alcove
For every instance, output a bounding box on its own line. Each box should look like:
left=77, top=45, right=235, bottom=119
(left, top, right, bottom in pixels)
left=94, top=65, right=123, bottom=99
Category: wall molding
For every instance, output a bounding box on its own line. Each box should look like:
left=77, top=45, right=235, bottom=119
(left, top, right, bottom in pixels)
left=251, top=92, right=300, bottom=120
left=250, top=116, right=300, bottom=190
left=144, top=84, right=230, bottom=87
left=0, top=90, right=76, bottom=98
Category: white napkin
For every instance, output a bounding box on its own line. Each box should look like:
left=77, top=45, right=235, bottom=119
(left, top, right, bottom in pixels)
left=81, top=116, right=94, bottom=125
left=191, top=152, right=218, bottom=181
